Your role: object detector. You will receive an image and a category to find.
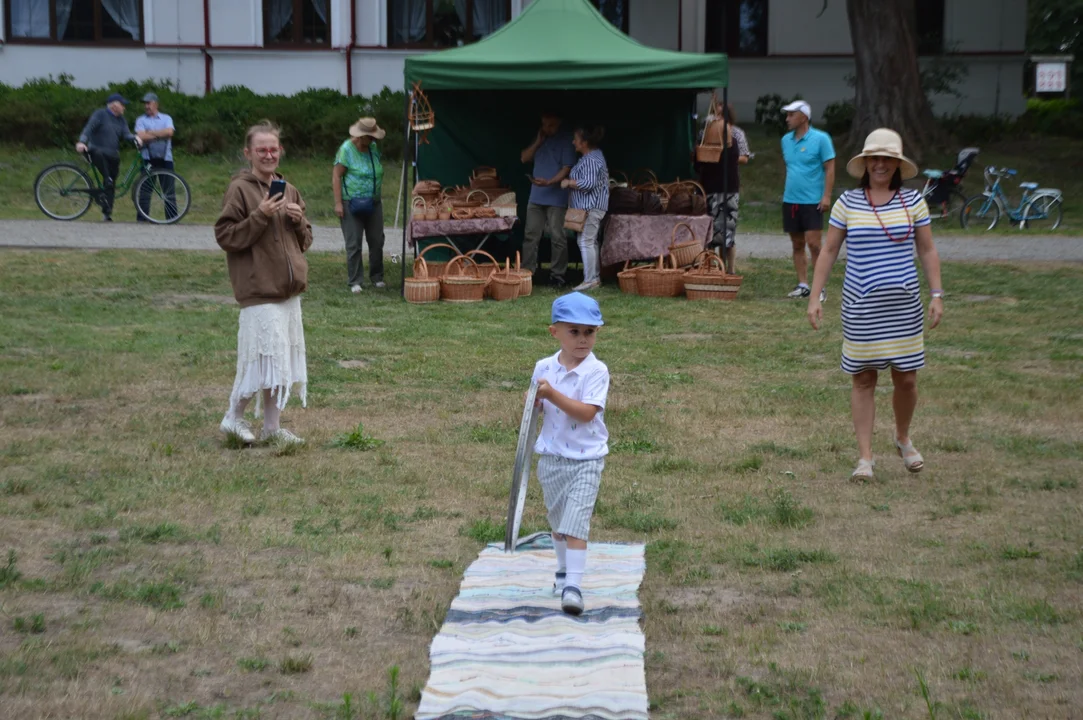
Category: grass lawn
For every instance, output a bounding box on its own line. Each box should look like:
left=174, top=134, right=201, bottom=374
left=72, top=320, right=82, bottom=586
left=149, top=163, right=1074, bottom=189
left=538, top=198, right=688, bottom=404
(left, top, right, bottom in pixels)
left=2, top=129, right=1080, bottom=234
left=1, top=251, right=1082, bottom=719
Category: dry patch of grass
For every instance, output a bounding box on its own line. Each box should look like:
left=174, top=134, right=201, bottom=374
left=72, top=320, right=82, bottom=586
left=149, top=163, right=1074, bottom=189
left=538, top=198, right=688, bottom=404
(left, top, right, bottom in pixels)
left=1, top=251, right=1082, bottom=718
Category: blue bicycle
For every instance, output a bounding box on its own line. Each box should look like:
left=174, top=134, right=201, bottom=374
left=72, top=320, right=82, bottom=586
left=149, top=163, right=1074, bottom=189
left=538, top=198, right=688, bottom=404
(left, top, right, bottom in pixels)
left=961, top=166, right=1063, bottom=232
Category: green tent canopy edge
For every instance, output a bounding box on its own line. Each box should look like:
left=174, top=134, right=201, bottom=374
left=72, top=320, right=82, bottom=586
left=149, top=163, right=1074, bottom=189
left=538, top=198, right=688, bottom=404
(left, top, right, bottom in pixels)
left=403, top=0, right=728, bottom=91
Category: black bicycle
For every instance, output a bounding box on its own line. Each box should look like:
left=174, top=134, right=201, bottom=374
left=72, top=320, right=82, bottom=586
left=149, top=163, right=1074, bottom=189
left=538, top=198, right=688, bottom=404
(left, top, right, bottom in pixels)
left=34, top=145, right=191, bottom=224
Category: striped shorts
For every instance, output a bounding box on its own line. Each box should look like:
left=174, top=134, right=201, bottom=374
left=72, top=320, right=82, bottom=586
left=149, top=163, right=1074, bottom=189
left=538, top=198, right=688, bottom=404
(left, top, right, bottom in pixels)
left=536, top=454, right=605, bottom=541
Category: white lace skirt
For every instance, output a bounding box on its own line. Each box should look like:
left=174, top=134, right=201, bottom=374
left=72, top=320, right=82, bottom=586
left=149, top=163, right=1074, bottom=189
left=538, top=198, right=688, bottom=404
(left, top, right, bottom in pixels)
left=229, top=296, right=307, bottom=417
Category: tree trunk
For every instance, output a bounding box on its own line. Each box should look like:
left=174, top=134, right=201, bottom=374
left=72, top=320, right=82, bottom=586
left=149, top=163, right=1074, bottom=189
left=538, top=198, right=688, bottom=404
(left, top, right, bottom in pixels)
left=847, top=0, right=943, bottom=161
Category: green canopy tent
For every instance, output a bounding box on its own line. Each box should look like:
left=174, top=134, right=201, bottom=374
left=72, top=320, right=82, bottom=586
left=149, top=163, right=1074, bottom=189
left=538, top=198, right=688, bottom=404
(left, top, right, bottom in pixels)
left=399, top=0, right=728, bottom=286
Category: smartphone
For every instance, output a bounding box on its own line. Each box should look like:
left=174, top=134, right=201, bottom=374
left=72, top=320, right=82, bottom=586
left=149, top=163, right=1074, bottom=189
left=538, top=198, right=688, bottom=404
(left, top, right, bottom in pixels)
left=269, top=179, right=287, bottom=199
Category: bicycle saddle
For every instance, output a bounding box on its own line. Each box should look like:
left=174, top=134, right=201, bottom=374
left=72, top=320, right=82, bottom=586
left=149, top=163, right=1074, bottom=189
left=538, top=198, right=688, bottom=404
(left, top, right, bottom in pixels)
left=1019, top=182, right=1038, bottom=190
left=923, top=169, right=943, bottom=179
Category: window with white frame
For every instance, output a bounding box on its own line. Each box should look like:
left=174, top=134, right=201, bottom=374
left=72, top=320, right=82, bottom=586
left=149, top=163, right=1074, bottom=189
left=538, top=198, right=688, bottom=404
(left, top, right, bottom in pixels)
left=264, top=0, right=331, bottom=46
left=5, top=0, right=143, bottom=43
left=388, top=0, right=511, bottom=48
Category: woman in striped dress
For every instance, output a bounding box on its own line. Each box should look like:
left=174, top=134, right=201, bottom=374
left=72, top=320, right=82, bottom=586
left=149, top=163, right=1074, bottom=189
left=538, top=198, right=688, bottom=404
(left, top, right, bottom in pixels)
left=561, top=125, right=609, bottom=291
left=807, top=129, right=944, bottom=481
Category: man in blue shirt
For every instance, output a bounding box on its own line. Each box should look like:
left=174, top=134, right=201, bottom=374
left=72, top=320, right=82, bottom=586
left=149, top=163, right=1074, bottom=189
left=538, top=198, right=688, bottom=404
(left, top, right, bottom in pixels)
left=780, top=100, right=835, bottom=300
left=75, top=93, right=141, bottom=222
left=521, top=112, right=576, bottom=288
left=135, top=92, right=178, bottom=221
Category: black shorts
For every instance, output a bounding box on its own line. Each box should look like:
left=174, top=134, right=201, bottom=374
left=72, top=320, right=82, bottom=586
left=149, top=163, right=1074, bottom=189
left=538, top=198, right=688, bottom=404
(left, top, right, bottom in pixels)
left=781, top=203, right=824, bottom=234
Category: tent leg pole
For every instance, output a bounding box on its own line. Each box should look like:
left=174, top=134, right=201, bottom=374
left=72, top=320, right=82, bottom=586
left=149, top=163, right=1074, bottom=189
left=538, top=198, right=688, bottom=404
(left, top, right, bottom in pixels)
left=401, top=97, right=412, bottom=300
left=721, top=86, right=729, bottom=266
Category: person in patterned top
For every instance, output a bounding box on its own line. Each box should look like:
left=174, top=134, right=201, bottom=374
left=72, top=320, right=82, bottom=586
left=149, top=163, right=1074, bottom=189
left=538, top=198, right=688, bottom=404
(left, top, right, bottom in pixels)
left=807, top=129, right=944, bottom=482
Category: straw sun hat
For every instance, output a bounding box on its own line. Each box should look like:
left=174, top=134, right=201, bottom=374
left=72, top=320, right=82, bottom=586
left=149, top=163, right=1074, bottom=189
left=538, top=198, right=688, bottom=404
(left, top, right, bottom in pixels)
left=846, top=128, right=918, bottom=181
left=349, top=117, right=386, bottom=140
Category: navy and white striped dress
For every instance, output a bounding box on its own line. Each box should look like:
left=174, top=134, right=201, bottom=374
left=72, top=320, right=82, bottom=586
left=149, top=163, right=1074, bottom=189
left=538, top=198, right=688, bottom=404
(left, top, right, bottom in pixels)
left=829, top=188, right=932, bottom=374
left=569, top=149, right=610, bottom=211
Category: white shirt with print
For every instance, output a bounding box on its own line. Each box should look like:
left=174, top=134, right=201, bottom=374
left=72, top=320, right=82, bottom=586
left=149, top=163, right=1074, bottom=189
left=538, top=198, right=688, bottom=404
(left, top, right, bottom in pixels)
left=531, top=350, right=609, bottom=460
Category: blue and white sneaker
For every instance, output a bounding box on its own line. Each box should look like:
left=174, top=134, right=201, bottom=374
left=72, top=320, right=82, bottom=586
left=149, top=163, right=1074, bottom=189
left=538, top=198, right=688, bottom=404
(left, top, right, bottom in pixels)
left=561, top=586, right=584, bottom=616
left=552, top=571, right=566, bottom=596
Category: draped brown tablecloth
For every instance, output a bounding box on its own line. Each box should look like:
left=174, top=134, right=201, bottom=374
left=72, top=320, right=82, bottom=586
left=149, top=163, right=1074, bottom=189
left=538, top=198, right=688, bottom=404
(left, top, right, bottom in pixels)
left=600, top=214, right=714, bottom=266
left=407, top=217, right=518, bottom=248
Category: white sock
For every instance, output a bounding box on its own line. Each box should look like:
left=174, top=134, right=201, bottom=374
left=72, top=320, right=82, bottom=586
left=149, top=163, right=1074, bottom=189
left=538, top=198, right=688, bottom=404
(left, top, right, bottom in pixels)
left=565, top=548, right=586, bottom=590
left=554, top=538, right=567, bottom=573
left=798, top=282, right=809, bottom=289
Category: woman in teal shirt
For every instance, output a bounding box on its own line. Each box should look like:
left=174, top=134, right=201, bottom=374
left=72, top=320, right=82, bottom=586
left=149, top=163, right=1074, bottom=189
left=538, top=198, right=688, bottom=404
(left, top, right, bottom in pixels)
left=332, top=117, right=386, bottom=292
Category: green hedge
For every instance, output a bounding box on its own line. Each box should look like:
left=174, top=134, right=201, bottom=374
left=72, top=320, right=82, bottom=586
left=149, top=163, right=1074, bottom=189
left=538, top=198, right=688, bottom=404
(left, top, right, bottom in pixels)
left=0, top=75, right=406, bottom=159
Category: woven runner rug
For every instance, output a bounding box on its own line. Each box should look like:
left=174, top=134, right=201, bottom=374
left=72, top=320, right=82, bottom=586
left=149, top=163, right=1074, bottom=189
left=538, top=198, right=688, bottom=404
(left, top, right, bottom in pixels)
left=415, top=533, right=649, bottom=720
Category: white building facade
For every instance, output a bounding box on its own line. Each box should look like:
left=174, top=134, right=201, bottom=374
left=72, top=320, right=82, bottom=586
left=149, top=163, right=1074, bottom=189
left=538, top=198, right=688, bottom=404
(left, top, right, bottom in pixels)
left=0, top=0, right=1027, bottom=118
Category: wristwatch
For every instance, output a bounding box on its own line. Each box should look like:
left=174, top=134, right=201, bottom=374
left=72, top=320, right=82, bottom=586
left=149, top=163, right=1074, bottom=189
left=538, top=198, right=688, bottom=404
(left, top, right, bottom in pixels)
left=930, top=290, right=944, bottom=299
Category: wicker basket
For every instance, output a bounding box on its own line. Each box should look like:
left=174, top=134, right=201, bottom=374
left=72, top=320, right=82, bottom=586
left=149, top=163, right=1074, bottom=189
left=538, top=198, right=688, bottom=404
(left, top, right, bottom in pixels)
left=489, top=260, right=522, bottom=301
left=405, top=256, right=441, bottom=304
left=617, top=260, right=640, bottom=295
left=696, top=120, right=726, bottom=163
left=683, top=251, right=743, bottom=301
left=636, top=254, right=685, bottom=298
left=491, top=191, right=518, bottom=218
left=411, top=195, right=428, bottom=218
left=416, top=242, right=460, bottom=279
left=464, top=248, right=499, bottom=284
left=440, top=256, right=488, bottom=303
left=509, top=251, right=532, bottom=296
left=669, top=222, right=703, bottom=268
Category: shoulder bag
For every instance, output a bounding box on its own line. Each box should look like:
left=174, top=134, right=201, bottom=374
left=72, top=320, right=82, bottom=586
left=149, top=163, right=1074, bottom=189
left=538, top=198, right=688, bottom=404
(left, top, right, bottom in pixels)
left=348, top=149, right=377, bottom=216
left=564, top=208, right=587, bottom=232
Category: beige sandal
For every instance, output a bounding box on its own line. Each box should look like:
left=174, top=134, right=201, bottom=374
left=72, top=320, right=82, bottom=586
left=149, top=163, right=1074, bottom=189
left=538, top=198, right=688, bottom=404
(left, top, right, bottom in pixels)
left=851, top=458, right=875, bottom=482
left=894, top=434, right=924, bottom=473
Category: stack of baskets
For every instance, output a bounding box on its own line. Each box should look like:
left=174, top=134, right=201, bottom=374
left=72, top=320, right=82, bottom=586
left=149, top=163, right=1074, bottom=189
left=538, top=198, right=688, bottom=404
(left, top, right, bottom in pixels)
left=616, top=250, right=743, bottom=301
left=407, top=245, right=532, bottom=305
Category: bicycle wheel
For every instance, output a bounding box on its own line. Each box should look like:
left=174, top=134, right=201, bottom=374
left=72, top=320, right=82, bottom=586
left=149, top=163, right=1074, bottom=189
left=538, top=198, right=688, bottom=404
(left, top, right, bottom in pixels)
left=927, top=189, right=967, bottom=226
left=961, top=195, right=1000, bottom=233
left=1021, top=194, right=1063, bottom=232
left=34, top=163, right=94, bottom=220
left=132, top=170, right=191, bottom=224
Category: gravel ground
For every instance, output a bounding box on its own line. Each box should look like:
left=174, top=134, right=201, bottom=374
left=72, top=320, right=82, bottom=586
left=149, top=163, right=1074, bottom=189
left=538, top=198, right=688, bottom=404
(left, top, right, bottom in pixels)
left=1, top=219, right=1082, bottom=264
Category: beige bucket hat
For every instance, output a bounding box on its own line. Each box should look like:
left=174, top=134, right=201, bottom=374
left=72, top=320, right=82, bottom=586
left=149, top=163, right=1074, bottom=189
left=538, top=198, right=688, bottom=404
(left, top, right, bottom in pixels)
left=846, top=128, right=918, bottom=180
left=349, top=117, right=386, bottom=140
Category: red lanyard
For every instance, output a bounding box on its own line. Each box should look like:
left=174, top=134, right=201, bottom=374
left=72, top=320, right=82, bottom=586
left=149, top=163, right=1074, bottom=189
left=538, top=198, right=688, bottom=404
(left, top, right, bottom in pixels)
left=865, top=189, right=913, bottom=243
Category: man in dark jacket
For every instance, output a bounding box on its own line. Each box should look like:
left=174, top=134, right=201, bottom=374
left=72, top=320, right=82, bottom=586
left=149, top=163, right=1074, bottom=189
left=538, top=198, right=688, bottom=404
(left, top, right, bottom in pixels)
left=75, top=93, right=142, bottom=221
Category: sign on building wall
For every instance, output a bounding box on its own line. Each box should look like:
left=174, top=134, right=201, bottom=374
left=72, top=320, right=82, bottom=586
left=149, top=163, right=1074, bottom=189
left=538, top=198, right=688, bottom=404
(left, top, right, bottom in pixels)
left=1035, top=62, right=1067, bottom=93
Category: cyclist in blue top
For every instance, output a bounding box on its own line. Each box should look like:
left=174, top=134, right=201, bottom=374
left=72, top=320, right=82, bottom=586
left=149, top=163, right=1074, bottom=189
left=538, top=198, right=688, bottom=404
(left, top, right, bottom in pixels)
left=780, top=100, right=835, bottom=301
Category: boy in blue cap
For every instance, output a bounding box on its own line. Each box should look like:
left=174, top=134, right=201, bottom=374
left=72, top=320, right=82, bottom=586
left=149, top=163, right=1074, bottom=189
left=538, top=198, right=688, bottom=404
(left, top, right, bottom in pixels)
left=530, top=292, right=610, bottom=615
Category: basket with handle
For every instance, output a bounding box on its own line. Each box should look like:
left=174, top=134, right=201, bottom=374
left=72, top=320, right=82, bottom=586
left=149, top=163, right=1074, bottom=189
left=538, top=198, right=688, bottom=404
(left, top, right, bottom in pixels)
left=617, top=260, right=642, bottom=295
left=470, top=167, right=502, bottom=190
left=416, top=242, right=460, bottom=279
left=440, top=255, right=488, bottom=303
left=405, top=256, right=441, bottom=304
left=489, top=259, right=522, bottom=302
left=465, top=248, right=499, bottom=296
left=683, top=251, right=742, bottom=301
left=411, top=195, right=429, bottom=218
left=636, top=254, right=685, bottom=298
left=696, top=95, right=725, bottom=163
left=466, top=189, right=491, bottom=207
left=508, top=250, right=532, bottom=296
left=669, top=221, right=703, bottom=268
left=491, top=191, right=518, bottom=218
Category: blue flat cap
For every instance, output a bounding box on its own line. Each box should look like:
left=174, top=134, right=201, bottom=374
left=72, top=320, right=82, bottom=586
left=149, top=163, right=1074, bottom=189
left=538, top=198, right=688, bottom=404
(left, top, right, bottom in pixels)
left=106, top=93, right=129, bottom=105
left=552, top=292, right=604, bottom=326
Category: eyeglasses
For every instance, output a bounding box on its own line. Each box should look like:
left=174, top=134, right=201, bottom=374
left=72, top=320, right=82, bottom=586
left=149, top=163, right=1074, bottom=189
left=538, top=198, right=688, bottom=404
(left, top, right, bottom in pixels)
left=252, top=147, right=281, bottom=157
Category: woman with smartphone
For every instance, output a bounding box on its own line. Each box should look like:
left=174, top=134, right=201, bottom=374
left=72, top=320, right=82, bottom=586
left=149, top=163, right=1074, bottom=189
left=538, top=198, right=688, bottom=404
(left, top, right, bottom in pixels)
left=214, top=120, right=313, bottom=447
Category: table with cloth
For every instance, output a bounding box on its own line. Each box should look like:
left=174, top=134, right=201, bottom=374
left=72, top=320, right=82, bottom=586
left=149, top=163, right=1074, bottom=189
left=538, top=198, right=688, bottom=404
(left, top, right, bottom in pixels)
left=599, top=214, right=714, bottom=266
left=407, top=217, right=518, bottom=256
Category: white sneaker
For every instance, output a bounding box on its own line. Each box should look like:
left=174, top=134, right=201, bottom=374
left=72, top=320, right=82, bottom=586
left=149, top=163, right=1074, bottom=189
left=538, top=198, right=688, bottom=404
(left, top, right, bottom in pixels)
left=374, top=281, right=387, bottom=289
left=561, top=586, right=584, bottom=616
left=787, top=285, right=811, bottom=299
left=552, top=571, right=566, bottom=596
left=219, top=416, right=255, bottom=444
left=819, top=288, right=827, bottom=303
left=350, top=284, right=363, bottom=294
left=572, top=281, right=600, bottom=292
left=260, top=428, right=305, bottom=445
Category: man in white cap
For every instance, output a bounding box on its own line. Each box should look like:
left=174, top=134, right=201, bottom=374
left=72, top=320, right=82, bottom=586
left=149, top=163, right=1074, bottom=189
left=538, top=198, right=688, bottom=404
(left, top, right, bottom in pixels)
left=780, top=100, right=835, bottom=300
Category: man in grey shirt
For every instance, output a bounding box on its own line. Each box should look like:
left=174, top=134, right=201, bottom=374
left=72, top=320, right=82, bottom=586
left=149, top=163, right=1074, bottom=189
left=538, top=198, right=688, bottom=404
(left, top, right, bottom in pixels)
left=75, top=93, right=141, bottom=222
left=521, top=112, right=575, bottom=287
